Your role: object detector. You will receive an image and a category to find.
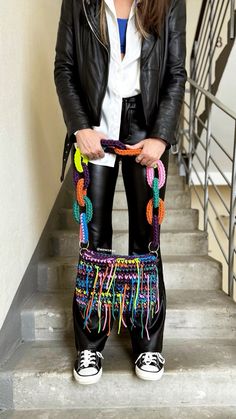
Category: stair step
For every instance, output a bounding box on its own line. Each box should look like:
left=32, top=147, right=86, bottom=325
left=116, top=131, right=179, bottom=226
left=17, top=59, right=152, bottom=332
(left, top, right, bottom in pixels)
left=49, top=229, right=208, bottom=257
left=20, top=290, right=236, bottom=341
left=118, top=160, right=180, bottom=176
left=1, top=407, right=236, bottom=419
left=38, top=255, right=222, bottom=292
left=1, top=339, right=236, bottom=409
left=59, top=208, right=199, bottom=231
left=66, top=188, right=191, bottom=209
left=69, top=172, right=185, bottom=191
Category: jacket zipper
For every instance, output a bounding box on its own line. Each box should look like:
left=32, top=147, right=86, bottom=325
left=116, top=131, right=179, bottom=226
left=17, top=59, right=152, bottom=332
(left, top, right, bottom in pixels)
left=82, top=0, right=109, bottom=54
left=82, top=0, right=110, bottom=124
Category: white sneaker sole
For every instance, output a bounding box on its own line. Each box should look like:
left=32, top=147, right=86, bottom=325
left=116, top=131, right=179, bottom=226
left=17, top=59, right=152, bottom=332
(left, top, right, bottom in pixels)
left=135, top=365, right=164, bottom=381
left=73, top=367, right=103, bottom=385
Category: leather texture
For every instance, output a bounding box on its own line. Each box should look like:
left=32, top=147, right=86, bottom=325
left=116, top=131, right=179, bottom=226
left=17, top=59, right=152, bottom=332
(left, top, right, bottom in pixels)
left=72, top=94, right=169, bottom=355
left=54, top=0, right=187, bottom=181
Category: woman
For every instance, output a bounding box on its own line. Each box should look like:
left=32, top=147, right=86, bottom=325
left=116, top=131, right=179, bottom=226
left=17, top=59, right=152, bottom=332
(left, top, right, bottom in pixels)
left=54, top=0, right=187, bottom=385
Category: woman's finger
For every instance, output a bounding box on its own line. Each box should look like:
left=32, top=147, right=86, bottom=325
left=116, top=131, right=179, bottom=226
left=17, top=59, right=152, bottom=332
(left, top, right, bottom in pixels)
left=138, top=156, right=149, bottom=166
left=135, top=154, right=145, bottom=164
left=126, top=139, right=146, bottom=149
left=146, top=159, right=156, bottom=167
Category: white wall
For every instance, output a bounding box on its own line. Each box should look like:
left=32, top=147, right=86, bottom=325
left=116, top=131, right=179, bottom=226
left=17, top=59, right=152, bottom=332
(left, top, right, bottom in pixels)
left=0, top=0, right=65, bottom=329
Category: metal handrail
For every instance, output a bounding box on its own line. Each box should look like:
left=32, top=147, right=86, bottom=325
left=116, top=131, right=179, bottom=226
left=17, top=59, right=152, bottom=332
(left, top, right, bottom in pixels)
left=193, top=1, right=224, bottom=78
left=195, top=1, right=230, bottom=111
left=230, top=0, right=236, bottom=38
left=188, top=79, right=236, bottom=119
left=190, top=0, right=235, bottom=139
left=195, top=1, right=229, bottom=108
left=190, top=0, right=208, bottom=61
left=178, top=74, right=236, bottom=298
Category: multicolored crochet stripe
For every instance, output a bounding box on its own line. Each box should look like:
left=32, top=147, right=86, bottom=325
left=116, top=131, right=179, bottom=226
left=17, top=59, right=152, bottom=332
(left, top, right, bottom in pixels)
left=72, top=139, right=167, bottom=340
left=75, top=249, right=159, bottom=340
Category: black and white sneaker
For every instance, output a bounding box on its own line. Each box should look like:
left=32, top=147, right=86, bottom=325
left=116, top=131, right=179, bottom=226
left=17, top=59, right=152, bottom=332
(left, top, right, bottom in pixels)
left=135, top=351, right=165, bottom=381
left=73, top=349, right=104, bottom=385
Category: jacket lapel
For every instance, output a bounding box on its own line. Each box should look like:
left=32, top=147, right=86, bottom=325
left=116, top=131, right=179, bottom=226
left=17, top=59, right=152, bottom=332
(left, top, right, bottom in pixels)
left=141, top=33, right=158, bottom=68
left=83, top=0, right=110, bottom=50
left=84, top=0, right=157, bottom=66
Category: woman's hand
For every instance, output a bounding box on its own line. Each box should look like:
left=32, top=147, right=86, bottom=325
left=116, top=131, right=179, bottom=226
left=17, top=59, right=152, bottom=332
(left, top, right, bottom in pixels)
left=125, top=138, right=167, bottom=166
left=75, top=128, right=107, bottom=160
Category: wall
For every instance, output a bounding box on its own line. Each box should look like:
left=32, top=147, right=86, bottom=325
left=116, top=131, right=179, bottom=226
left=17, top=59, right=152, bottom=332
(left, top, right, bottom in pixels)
left=0, top=0, right=65, bottom=329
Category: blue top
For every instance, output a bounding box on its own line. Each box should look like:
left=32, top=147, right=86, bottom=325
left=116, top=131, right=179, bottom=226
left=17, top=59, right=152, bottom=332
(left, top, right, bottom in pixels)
left=117, top=18, right=128, bottom=54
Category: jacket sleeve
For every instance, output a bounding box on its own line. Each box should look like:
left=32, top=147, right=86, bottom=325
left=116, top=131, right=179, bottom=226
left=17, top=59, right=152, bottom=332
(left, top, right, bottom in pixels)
left=54, top=0, right=92, bottom=139
left=148, top=0, right=188, bottom=147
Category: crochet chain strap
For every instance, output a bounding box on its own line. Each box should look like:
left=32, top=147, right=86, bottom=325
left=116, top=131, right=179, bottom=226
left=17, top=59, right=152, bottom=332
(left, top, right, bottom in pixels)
left=72, top=139, right=166, bottom=254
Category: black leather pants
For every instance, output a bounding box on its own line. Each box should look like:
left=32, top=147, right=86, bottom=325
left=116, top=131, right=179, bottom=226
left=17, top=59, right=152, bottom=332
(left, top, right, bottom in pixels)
left=71, top=93, right=169, bottom=358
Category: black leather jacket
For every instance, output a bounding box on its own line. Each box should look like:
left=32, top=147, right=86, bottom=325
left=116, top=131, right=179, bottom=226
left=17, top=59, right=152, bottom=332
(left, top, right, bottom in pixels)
left=54, top=0, right=187, bottom=182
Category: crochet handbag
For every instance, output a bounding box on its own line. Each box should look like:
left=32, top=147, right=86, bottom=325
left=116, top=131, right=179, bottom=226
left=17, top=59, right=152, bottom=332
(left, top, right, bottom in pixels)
left=72, top=139, right=166, bottom=340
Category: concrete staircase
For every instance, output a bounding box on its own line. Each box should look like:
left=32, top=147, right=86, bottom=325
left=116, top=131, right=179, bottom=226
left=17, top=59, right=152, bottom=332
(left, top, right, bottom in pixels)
left=0, top=154, right=236, bottom=417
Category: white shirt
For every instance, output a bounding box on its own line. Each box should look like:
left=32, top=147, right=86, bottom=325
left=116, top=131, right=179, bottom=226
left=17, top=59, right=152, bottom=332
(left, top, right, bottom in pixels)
left=74, top=0, right=142, bottom=167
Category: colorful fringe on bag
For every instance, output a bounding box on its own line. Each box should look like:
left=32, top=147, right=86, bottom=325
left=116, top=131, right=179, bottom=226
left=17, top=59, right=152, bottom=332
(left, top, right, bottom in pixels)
left=72, top=139, right=166, bottom=340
